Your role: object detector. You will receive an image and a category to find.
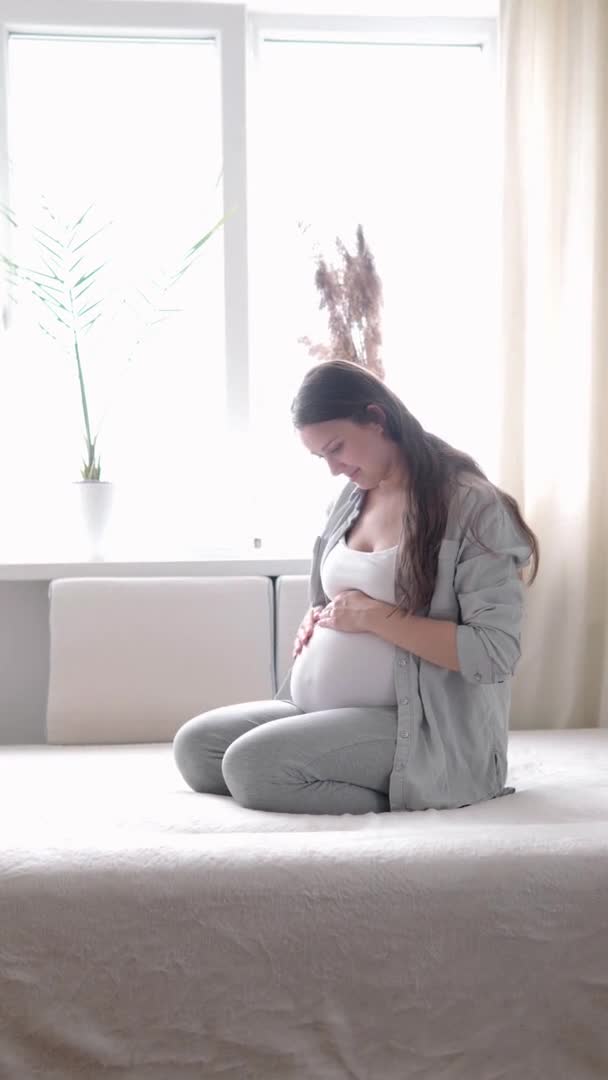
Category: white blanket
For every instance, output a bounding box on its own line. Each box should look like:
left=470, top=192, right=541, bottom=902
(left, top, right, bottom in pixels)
left=1, top=729, right=607, bottom=1079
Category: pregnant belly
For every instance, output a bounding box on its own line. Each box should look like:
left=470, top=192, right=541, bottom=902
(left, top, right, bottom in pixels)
left=290, top=627, right=397, bottom=711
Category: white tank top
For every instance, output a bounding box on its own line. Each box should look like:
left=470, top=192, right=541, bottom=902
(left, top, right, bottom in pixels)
left=290, top=535, right=399, bottom=712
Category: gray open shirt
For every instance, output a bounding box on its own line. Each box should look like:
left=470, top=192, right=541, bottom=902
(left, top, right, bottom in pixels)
left=274, top=476, right=532, bottom=812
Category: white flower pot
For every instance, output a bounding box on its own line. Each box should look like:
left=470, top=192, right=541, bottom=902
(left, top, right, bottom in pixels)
left=74, top=480, right=114, bottom=559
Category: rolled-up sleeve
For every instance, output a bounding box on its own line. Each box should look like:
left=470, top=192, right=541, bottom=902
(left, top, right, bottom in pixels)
left=454, top=498, right=532, bottom=685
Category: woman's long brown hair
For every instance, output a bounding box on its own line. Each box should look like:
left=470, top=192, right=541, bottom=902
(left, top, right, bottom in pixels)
left=291, top=360, right=539, bottom=615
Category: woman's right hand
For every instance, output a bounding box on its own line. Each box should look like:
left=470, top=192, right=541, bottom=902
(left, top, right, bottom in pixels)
left=292, top=605, right=324, bottom=659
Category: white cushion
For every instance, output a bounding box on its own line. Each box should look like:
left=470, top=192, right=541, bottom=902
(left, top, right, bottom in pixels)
left=46, top=577, right=275, bottom=744
left=274, top=575, right=310, bottom=692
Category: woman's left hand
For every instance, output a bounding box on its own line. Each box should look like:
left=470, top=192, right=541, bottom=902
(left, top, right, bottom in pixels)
left=316, top=590, right=384, bottom=633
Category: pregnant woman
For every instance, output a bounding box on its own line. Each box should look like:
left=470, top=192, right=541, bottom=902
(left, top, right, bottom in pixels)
left=173, top=360, right=539, bottom=815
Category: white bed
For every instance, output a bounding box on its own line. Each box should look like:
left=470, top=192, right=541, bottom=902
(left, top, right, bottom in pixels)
left=1, top=728, right=608, bottom=1080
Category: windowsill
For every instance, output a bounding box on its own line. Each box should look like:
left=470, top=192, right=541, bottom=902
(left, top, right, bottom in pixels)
left=0, top=546, right=313, bottom=581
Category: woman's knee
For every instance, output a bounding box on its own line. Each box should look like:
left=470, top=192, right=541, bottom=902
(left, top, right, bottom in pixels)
left=173, top=700, right=301, bottom=795
left=221, top=723, right=300, bottom=812
left=221, top=731, right=272, bottom=810
left=173, top=711, right=231, bottom=794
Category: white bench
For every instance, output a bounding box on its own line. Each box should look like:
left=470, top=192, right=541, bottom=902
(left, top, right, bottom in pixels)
left=46, top=574, right=309, bottom=743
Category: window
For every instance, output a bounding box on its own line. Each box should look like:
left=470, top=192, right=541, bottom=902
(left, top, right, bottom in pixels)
left=0, top=5, right=498, bottom=557
left=0, top=8, right=236, bottom=555
left=249, top=22, right=498, bottom=550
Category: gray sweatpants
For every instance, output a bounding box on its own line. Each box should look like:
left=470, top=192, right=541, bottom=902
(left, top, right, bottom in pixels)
left=172, top=700, right=399, bottom=815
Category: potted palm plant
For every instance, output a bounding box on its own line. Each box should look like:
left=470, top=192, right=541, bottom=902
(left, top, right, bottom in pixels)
left=1, top=198, right=225, bottom=554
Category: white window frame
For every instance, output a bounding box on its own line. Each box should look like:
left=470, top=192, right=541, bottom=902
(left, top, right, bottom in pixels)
left=249, top=12, right=496, bottom=46
left=0, top=0, right=251, bottom=437
left=247, top=12, right=497, bottom=97
left=0, top=1, right=497, bottom=475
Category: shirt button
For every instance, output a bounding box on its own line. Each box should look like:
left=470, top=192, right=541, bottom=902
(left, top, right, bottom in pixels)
left=400, top=698, right=409, bottom=705
left=474, top=673, right=482, bottom=681
left=399, top=731, right=409, bottom=739
left=399, top=657, right=407, bottom=666
left=394, top=763, right=404, bottom=772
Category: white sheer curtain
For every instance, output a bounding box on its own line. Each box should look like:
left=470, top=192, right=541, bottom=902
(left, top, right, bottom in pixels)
left=499, top=0, right=608, bottom=728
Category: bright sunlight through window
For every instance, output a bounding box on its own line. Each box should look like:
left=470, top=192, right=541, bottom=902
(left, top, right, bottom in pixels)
left=1, top=34, right=225, bottom=555
left=249, top=35, right=499, bottom=552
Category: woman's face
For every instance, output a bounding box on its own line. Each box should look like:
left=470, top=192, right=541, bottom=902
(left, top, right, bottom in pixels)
left=299, top=415, right=405, bottom=490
